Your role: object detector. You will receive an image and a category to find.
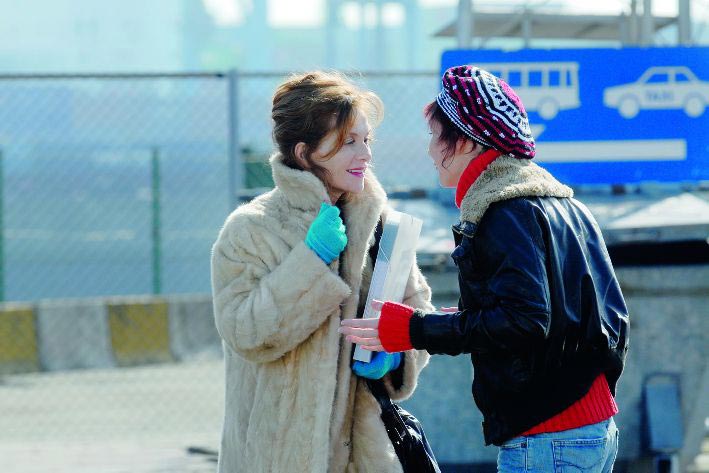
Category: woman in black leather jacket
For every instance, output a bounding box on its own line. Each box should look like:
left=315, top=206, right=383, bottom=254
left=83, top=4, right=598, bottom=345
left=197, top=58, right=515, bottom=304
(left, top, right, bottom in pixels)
left=340, top=65, right=629, bottom=472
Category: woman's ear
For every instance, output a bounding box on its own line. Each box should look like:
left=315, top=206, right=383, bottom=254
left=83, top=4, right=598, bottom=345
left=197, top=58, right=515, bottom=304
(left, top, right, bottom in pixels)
left=294, top=142, right=311, bottom=169
left=455, top=137, right=476, bottom=156
left=456, top=138, right=485, bottom=157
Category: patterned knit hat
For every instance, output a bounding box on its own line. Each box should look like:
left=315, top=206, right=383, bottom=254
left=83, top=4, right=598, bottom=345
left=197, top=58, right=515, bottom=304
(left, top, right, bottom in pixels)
left=436, top=65, right=535, bottom=159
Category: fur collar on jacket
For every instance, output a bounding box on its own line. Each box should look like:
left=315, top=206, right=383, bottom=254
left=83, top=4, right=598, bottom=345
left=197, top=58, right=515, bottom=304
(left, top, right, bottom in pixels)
left=459, top=155, right=573, bottom=224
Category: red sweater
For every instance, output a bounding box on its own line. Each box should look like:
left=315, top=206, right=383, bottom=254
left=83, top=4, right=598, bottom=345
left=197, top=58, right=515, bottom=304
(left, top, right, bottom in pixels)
left=378, top=152, right=617, bottom=435
left=455, top=149, right=501, bottom=208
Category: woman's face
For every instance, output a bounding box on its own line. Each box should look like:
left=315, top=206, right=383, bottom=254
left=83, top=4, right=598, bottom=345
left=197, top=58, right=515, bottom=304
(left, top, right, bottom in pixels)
left=312, top=110, right=372, bottom=203
left=428, top=119, right=474, bottom=188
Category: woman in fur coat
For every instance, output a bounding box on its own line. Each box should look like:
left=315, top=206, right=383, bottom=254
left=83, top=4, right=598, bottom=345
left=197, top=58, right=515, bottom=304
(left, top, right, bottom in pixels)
left=210, top=71, right=434, bottom=472
left=341, top=65, right=629, bottom=472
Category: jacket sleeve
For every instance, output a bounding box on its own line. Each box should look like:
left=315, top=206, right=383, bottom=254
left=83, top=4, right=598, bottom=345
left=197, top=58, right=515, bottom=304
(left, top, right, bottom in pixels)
left=382, top=261, right=434, bottom=401
left=410, top=202, right=551, bottom=356
left=211, top=218, right=351, bottom=363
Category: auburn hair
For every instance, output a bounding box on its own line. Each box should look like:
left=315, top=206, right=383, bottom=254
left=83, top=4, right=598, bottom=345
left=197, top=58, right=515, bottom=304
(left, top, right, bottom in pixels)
left=272, top=71, right=383, bottom=192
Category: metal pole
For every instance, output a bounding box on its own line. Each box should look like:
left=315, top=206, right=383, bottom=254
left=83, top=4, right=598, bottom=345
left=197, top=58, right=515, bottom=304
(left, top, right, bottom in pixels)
left=620, top=13, right=629, bottom=46
left=642, top=0, right=654, bottom=46
left=325, top=0, right=339, bottom=66
left=457, top=0, right=472, bottom=48
left=151, top=147, right=162, bottom=295
left=359, top=0, right=367, bottom=69
left=678, top=0, right=691, bottom=46
left=404, top=0, right=421, bottom=70
left=227, top=69, right=242, bottom=210
left=0, top=148, right=4, bottom=302
left=522, top=8, right=532, bottom=49
left=248, top=0, right=269, bottom=70
left=629, top=0, right=639, bottom=45
left=375, top=0, right=385, bottom=70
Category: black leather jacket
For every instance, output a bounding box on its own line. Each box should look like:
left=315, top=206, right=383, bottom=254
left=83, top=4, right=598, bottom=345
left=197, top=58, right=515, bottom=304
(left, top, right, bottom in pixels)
left=409, top=196, right=629, bottom=446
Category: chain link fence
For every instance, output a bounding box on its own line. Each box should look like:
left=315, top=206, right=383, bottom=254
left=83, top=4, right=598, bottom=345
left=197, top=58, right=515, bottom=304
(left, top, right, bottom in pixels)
left=0, top=71, right=438, bottom=302
left=0, top=70, right=440, bottom=469
left=0, top=73, right=234, bottom=301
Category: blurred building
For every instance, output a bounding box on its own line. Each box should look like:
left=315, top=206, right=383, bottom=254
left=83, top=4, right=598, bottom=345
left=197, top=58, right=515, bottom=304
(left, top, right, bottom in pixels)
left=0, top=0, right=194, bottom=72
left=5, top=0, right=706, bottom=74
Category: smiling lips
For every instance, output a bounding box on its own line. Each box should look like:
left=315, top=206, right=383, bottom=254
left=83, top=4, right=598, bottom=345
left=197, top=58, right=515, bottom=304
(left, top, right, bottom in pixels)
left=347, top=167, right=366, bottom=178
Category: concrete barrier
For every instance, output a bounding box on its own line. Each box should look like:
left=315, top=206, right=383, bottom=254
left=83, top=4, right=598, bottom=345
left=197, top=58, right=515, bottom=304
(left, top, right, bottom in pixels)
left=167, top=294, right=221, bottom=361
left=36, top=299, right=114, bottom=371
left=106, top=297, right=172, bottom=367
left=0, top=295, right=221, bottom=374
left=0, top=303, right=39, bottom=374
left=614, top=265, right=709, bottom=472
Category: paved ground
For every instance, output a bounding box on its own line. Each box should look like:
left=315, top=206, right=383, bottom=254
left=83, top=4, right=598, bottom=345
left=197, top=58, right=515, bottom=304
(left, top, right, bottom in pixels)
left=0, top=441, right=217, bottom=473
left=0, top=359, right=223, bottom=473
left=1, top=358, right=707, bottom=473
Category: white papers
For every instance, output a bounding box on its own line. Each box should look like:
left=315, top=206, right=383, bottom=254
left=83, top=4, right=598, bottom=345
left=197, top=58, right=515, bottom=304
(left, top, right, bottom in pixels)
left=353, top=210, right=423, bottom=363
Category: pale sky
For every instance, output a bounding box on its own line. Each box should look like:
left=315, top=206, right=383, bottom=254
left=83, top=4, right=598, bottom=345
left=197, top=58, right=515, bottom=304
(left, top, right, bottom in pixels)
left=202, top=0, right=684, bottom=28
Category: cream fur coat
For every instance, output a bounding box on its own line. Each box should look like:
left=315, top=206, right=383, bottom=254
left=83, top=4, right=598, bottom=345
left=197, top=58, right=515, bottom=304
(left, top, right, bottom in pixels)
left=211, top=154, right=434, bottom=472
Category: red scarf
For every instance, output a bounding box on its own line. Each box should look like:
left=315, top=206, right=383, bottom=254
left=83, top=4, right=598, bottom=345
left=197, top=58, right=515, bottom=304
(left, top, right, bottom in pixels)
left=455, top=149, right=502, bottom=208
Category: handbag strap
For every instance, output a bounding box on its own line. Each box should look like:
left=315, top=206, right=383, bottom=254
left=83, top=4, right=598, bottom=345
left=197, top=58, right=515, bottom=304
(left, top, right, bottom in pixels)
left=363, top=217, right=396, bottom=410
left=366, top=378, right=394, bottom=411
left=368, top=218, right=384, bottom=268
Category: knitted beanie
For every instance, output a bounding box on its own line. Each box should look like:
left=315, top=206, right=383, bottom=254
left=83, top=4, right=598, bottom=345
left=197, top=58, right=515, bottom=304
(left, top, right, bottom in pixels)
left=436, top=65, right=536, bottom=159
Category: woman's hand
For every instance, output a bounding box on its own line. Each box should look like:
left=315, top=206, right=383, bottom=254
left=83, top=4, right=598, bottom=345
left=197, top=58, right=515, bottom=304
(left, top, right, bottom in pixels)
left=339, top=300, right=386, bottom=352
left=342, top=300, right=445, bottom=353
left=352, top=351, right=401, bottom=379
left=305, top=202, right=348, bottom=264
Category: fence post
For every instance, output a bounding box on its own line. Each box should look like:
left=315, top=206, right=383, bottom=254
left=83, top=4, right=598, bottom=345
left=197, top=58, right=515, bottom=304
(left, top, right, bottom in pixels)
left=151, top=147, right=162, bottom=295
left=0, top=147, right=4, bottom=302
left=227, top=69, right=243, bottom=210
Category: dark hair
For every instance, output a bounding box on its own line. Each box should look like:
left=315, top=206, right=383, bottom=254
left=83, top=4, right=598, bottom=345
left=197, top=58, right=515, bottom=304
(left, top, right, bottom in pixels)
left=272, top=71, right=383, bottom=192
left=424, top=101, right=487, bottom=167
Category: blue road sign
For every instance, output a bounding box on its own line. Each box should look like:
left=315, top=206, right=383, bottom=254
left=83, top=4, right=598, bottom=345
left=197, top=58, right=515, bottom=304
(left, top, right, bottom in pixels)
left=441, top=47, right=709, bottom=185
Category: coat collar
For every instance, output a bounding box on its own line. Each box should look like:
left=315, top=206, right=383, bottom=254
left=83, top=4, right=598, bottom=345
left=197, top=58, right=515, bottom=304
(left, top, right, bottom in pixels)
left=455, top=149, right=502, bottom=208
left=270, top=153, right=331, bottom=212
left=459, top=155, right=574, bottom=226
left=270, top=152, right=387, bottom=285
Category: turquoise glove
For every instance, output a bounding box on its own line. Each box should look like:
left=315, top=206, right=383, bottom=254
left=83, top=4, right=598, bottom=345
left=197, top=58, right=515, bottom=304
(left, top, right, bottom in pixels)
left=305, top=203, right=348, bottom=264
left=352, top=351, right=402, bottom=380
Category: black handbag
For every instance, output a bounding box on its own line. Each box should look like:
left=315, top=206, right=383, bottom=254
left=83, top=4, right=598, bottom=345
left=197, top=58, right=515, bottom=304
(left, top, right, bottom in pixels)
left=366, top=378, right=441, bottom=473
left=359, top=219, right=441, bottom=473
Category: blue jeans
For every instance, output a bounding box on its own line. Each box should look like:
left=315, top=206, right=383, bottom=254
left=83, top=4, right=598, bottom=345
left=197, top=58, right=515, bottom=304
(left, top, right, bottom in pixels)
left=497, top=418, right=619, bottom=472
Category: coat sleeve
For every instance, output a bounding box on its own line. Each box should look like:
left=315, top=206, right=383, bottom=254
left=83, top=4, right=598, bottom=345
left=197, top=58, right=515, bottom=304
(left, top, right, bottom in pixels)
left=410, top=201, right=551, bottom=356
left=211, top=218, right=351, bottom=363
left=382, top=261, right=434, bottom=401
